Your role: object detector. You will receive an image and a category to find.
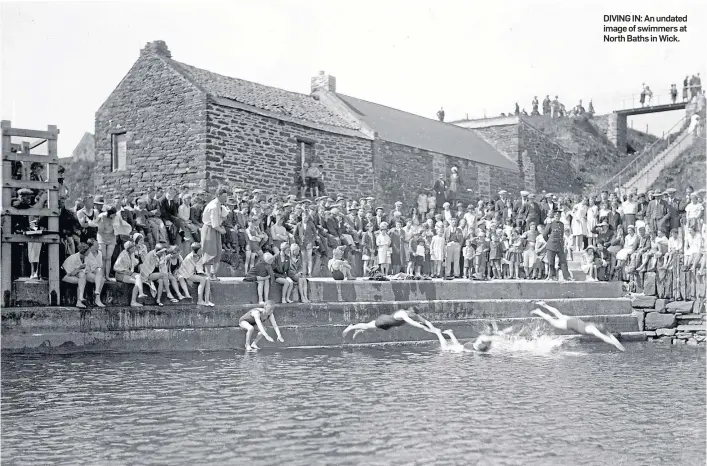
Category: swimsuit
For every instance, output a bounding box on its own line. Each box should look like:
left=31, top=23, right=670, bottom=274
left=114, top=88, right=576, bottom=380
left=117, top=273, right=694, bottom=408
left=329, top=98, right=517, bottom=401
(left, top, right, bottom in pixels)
left=239, top=308, right=272, bottom=326
left=566, top=317, right=588, bottom=334
left=374, top=314, right=406, bottom=330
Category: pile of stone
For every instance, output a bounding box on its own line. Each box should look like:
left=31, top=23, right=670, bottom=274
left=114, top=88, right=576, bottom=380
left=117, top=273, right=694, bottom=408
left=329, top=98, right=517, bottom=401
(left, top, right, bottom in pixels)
left=631, top=294, right=706, bottom=346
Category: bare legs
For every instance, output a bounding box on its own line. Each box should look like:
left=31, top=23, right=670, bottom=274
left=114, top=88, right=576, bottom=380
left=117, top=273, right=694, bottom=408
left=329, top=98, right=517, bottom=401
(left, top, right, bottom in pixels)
left=297, top=277, right=309, bottom=303
left=62, top=273, right=87, bottom=308
left=342, top=321, right=377, bottom=339
left=256, top=276, right=270, bottom=304
left=275, top=277, right=294, bottom=303
left=85, top=271, right=105, bottom=307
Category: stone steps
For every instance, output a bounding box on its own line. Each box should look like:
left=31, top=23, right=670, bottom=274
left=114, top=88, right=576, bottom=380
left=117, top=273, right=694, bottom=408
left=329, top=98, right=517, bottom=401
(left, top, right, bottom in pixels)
left=1, top=314, right=639, bottom=353
left=1, top=297, right=632, bottom=332
left=12, top=277, right=624, bottom=307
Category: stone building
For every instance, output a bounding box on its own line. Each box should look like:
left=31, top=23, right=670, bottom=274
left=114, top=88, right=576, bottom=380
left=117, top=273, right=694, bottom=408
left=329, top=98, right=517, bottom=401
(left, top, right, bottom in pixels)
left=96, top=40, right=550, bottom=206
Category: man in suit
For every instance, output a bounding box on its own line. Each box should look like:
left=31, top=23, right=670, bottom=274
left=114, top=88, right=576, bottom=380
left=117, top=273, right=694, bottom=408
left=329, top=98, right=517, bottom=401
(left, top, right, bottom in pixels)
left=444, top=217, right=464, bottom=278
left=494, top=190, right=508, bottom=212
left=647, top=192, right=667, bottom=234
left=160, top=187, right=183, bottom=245
left=519, top=193, right=544, bottom=231
left=658, top=189, right=680, bottom=234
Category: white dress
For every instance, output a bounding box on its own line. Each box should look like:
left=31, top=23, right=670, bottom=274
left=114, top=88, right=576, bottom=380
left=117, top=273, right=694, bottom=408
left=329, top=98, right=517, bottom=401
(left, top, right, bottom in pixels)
left=376, top=232, right=391, bottom=265
left=430, top=236, right=446, bottom=261
left=571, top=203, right=587, bottom=236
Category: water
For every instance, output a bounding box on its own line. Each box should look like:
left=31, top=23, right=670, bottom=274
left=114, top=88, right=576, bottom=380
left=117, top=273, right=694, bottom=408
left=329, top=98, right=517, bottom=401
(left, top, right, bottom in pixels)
left=2, top=338, right=705, bottom=466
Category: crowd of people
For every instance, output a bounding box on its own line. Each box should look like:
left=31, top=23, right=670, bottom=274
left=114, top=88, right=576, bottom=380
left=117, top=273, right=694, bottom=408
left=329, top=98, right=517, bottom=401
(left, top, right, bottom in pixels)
left=501, top=96, right=595, bottom=119
left=7, top=159, right=706, bottom=309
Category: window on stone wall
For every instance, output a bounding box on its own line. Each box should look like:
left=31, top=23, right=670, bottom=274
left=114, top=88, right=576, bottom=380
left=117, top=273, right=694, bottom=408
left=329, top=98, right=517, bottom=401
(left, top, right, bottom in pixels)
left=111, top=133, right=127, bottom=172
left=297, top=139, right=316, bottom=175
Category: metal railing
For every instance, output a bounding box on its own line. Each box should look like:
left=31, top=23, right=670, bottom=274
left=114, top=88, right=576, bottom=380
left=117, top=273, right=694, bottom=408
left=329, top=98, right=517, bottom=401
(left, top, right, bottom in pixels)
left=616, top=84, right=701, bottom=111
left=593, top=115, right=689, bottom=194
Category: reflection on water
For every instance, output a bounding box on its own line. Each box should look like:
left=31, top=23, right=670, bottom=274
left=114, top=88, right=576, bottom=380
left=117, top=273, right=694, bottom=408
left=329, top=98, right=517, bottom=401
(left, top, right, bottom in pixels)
left=2, top=341, right=705, bottom=466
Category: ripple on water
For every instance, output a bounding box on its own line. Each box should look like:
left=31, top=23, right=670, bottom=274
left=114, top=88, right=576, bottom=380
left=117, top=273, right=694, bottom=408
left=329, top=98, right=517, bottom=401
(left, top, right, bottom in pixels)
left=1, top=343, right=705, bottom=466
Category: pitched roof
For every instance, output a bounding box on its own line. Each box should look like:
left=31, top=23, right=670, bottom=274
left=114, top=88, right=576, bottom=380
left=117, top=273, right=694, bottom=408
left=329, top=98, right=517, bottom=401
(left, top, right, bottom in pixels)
left=168, top=60, right=359, bottom=130
left=337, top=94, right=518, bottom=170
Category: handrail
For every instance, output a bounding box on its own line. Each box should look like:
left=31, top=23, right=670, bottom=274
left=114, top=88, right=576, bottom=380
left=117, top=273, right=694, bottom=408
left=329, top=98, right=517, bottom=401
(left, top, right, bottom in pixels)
left=624, top=129, right=697, bottom=192
left=593, top=114, right=688, bottom=194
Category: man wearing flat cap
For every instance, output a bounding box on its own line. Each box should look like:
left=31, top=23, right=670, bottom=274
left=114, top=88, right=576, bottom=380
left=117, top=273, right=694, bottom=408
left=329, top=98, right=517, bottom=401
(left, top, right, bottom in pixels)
left=519, top=193, right=543, bottom=230
left=658, top=190, right=680, bottom=234
left=495, top=190, right=508, bottom=212
left=389, top=201, right=404, bottom=222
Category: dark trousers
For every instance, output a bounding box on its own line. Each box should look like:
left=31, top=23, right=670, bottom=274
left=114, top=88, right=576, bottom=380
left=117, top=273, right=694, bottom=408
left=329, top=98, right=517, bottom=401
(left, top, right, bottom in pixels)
left=546, top=249, right=571, bottom=280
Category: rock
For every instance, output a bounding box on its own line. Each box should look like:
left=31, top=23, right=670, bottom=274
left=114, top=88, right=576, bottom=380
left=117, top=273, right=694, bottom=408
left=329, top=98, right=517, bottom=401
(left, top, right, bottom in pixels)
left=687, top=338, right=699, bottom=346
left=666, top=301, right=695, bottom=312
left=676, top=332, right=692, bottom=339
left=632, top=310, right=646, bottom=332
left=656, top=328, right=676, bottom=337
left=693, top=300, right=705, bottom=314
left=644, top=331, right=657, bottom=337
left=643, top=272, right=656, bottom=296
left=654, top=298, right=668, bottom=312
left=632, top=295, right=657, bottom=308
left=674, top=338, right=686, bottom=345
left=644, top=312, right=677, bottom=330
left=676, top=324, right=706, bottom=332
left=695, top=335, right=706, bottom=342
left=676, top=314, right=702, bottom=321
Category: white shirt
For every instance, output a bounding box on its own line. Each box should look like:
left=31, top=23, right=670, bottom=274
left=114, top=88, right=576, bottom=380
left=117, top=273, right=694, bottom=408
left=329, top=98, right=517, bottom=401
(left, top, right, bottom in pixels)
left=62, top=252, right=84, bottom=276
left=685, top=202, right=704, bottom=220
left=84, top=250, right=103, bottom=274
left=202, top=199, right=223, bottom=228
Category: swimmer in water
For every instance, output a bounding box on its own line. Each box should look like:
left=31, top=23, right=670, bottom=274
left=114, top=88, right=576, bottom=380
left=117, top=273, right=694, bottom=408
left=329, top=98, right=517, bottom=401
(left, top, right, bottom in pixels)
left=342, top=307, right=439, bottom=340
left=434, top=323, right=512, bottom=353
left=238, top=301, right=284, bottom=351
left=530, top=300, right=625, bottom=351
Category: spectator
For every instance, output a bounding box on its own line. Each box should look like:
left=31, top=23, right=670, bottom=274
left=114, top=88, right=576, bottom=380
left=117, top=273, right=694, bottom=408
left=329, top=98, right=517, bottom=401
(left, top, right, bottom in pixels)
left=61, top=242, right=90, bottom=308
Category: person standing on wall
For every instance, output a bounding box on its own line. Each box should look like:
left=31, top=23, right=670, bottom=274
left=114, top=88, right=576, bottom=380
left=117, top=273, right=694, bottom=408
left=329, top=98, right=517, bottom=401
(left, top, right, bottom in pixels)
left=433, top=174, right=447, bottom=214
left=542, top=209, right=573, bottom=281
left=201, top=188, right=229, bottom=281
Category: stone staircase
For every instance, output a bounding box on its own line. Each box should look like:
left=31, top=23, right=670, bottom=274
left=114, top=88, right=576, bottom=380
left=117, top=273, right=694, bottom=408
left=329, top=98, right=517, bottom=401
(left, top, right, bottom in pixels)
left=621, top=129, right=696, bottom=193
left=2, top=279, right=638, bottom=353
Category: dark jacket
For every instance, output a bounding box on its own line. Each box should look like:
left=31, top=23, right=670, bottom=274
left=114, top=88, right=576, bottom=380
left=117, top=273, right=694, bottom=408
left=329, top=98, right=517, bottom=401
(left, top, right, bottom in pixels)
left=543, top=221, right=565, bottom=252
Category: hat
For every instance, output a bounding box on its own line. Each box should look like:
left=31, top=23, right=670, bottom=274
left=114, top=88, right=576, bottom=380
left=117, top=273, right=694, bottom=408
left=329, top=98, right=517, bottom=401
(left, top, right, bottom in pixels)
left=690, top=192, right=699, bottom=198
left=17, top=188, right=33, bottom=196
left=442, top=202, right=450, bottom=208
left=498, top=190, right=507, bottom=195
left=123, top=241, right=135, bottom=251
left=375, top=206, right=384, bottom=212
left=132, top=232, right=144, bottom=242
left=627, top=225, right=636, bottom=230
left=251, top=189, right=262, bottom=194
left=93, top=195, right=105, bottom=204
left=77, top=243, right=90, bottom=254
left=136, top=197, right=147, bottom=205
left=520, top=190, right=529, bottom=197
left=349, top=202, right=360, bottom=210
left=379, top=222, right=389, bottom=229
left=395, top=201, right=403, bottom=206
left=167, top=245, right=179, bottom=254
left=527, top=193, right=536, bottom=199
left=190, top=242, right=202, bottom=250
left=155, top=244, right=167, bottom=254
left=330, top=208, right=340, bottom=215
left=466, top=204, right=474, bottom=210
left=232, top=188, right=244, bottom=193
left=665, top=188, right=677, bottom=194
left=545, top=193, right=553, bottom=198
left=365, top=196, right=375, bottom=201
left=586, top=245, right=596, bottom=251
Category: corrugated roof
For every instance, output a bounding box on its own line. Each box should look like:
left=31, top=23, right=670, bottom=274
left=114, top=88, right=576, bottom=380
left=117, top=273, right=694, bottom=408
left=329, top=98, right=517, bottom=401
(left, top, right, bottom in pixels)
left=337, top=94, right=518, bottom=170
left=169, top=60, right=360, bottom=130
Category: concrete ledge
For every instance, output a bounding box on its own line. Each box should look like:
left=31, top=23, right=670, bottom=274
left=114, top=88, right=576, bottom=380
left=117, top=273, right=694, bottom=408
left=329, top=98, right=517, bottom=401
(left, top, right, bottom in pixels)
left=1, top=314, right=639, bottom=354
left=1, top=298, right=633, bottom=332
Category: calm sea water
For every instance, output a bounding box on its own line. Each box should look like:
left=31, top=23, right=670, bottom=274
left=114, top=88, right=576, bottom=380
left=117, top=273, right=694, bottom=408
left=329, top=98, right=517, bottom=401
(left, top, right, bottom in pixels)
left=2, top=339, right=705, bottom=466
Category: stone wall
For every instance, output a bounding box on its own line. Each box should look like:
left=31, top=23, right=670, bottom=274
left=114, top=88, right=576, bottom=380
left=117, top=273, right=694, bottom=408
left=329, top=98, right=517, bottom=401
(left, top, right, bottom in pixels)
left=94, top=48, right=207, bottom=198
left=204, top=101, right=374, bottom=198
left=519, top=121, right=584, bottom=194
left=372, top=139, right=523, bottom=209
left=631, top=295, right=706, bottom=346
left=607, top=112, right=627, bottom=153
left=63, top=133, right=95, bottom=205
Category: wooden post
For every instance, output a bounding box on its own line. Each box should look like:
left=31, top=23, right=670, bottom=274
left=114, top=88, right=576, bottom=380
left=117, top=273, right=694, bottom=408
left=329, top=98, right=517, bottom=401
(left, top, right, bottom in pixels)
left=1, top=121, right=12, bottom=307
left=46, top=125, right=59, bottom=305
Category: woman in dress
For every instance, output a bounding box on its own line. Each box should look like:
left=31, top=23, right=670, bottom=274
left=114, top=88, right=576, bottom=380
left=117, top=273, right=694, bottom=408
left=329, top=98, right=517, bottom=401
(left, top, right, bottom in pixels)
left=505, top=229, right=524, bottom=279
left=113, top=241, right=148, bottom=308
left=429, top=227, right=446, bottom=278
left=95, top=205, right=119, bottom=281
left=447, top=167, right=459, bottom=204
left=389, top=219, right=407, bottom=274
left=586, top=198, right=599, bottom=248
left=376, top=222, right=392, bottom=276
left=288, top=243, right=310, bottom=302
left=571, top=196, right=588, bottom=253
left=621, top=193, right=638, bottom=230
left=360, top=222, right=375, bottom=276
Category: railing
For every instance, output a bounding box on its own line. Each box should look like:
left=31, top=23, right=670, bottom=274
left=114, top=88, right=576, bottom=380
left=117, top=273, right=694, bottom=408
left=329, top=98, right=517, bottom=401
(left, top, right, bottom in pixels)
left=593, top=115, right=689, bottom=194
left=1, top=120, right=61, bottom=307
left=616, top=84, right=701, bottom=111
left=625, top=129, right=698, bottom=192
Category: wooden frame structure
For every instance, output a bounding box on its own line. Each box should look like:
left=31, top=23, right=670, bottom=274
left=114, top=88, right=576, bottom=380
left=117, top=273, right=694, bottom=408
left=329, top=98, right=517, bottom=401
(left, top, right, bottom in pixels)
left=1, top=120, right=61, bottom=307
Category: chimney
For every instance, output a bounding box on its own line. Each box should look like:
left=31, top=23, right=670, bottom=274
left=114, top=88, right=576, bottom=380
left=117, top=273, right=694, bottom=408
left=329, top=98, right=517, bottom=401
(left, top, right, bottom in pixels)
left=141, top=40, right=172, bottom=58
left=311, top=71, right=336, bottom=94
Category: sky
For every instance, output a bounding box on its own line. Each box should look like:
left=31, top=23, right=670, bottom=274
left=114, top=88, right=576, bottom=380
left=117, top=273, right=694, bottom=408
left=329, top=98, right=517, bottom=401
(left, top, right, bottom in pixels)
left=1, top=0, right=705, bottom=158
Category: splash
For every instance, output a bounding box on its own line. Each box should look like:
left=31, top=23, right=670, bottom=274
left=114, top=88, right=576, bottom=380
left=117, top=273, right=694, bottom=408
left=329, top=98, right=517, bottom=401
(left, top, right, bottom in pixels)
left=488, top=325, right=580, bottom=355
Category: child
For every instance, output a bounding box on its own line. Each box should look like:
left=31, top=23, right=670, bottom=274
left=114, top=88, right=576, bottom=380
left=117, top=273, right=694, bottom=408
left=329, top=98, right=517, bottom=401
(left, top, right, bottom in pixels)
left=244, top=218, right=262, bottom=273
left=238, top=301, right=284, bottom=352
left=488, top=232, right=505, bottom=280
left=430, top=228, right=446, bottom=278
left=533, top=225, right=547, bottom=279
left=563, top=226, right=574, bottom=261
left=414, top=237, right=426, bottom=277
left=177, top=242, right=212, bottom=306
left=523, top=226, right=538, bottom=279
left=581, top=245, right=598, bottom=281
left=473, top=231, right=490, bottom=280
left=244, top=252, right=276, bottom=304
left=506, top=229, right=524, bottom=279
left=376, top=222, right=392, bottom=276
left=360, top=222, right=375, bottom=276
left=288, top=243, right=310, bottom=302
left=165, top=245, right=186, bottom=300
left=463, top=238, right=475, bottom=279
left=328, top=246, right=355, bottom=280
